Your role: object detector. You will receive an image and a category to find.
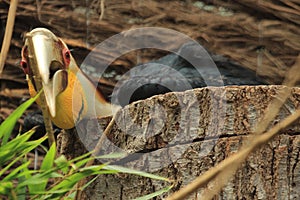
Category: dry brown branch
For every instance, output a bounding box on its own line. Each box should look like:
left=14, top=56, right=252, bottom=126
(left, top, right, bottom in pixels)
left=166, top=105, right=300, bottom=199
left=254, top=54, right=300, bottom=135
left=201, top=106, right=300, bottom=199
left=99, top=0, right=105, bottom=21
left=0, top=0, right=18, bottom=75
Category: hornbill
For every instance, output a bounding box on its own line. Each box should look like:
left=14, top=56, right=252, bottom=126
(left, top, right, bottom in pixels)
left=21, top=28, right=265, bottom=131
left=21, top=28, right=120, bottom=129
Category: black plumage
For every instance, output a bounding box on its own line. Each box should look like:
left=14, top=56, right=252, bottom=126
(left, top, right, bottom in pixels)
left=113, top=42, right=265, bottom=106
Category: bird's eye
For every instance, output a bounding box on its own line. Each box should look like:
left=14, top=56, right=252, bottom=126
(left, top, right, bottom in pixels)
left=20, top=60, right=29, bottom=74
left=65, top=51, right=70, bottom=59
left=63, top=48, right=71, bottom=66
left=21, top=46, right=30, bottom=74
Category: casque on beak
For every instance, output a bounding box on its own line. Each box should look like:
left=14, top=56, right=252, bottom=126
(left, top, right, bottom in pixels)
left=25, top=28, right=68, bottom=117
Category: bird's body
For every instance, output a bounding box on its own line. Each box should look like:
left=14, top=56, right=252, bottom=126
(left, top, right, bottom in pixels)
left=114, top=42, right=265, bottom=106
left=21, top=28, right=264, bottom=129
left=21, top=28, right=119, bottom=129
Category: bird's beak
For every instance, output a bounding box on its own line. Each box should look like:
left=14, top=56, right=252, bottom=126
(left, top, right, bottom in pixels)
left=26, top=29, right=68, bottom=117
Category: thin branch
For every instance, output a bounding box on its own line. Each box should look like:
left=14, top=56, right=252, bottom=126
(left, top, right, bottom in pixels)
left=167, top=54, right=300, bottom=200
left=167, top=103, right=300, bottom=200
left=0, top=0, right=18, bottom=75
left=248, top=54, right=300, bottom=138
left=99, top=0, right=105, bottom=21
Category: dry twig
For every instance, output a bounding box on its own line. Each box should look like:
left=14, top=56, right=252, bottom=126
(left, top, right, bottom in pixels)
left=167, top=104, right=300, bottom=200
left=0, top=0, right=18, bottom=75
left=99, top=0, right=105, bottom=21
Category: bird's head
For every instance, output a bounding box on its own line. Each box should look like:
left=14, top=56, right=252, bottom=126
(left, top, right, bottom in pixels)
left=21, top=28, right=73, bottom=117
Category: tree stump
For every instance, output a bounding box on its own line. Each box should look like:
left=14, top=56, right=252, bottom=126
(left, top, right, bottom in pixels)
left=57, top=85, right=300, bottom=199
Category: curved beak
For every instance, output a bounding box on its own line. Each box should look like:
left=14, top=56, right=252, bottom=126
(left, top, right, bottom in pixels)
left=42, top=68, right=68, bottom=117
left=26, top=28, right=68, bottom=117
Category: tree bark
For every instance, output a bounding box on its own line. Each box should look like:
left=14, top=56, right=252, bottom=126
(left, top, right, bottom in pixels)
left=58, top=85, right=300, bottom=199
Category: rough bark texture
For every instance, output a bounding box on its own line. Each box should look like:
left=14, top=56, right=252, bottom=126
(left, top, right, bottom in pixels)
left=1, top=0, right=300, bottom=198
left=58, top=86, right=300, bottom=199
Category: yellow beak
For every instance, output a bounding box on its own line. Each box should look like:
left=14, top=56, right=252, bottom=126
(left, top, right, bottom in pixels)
left=26, top=28, right=68, bottom=117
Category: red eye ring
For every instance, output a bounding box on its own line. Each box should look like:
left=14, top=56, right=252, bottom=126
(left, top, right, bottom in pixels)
left=20, top=60, right=29, bottom=74
left=63, top=48, right=71, bottom=66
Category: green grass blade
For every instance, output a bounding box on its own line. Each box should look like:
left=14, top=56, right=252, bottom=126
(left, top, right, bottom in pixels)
left=18, top=170, right=62, bottom=189
left=21, top=135, right=47, bottom=154
left=2, top=161, right=31, bottom=182
left=81, top=175, right=99, bottom=190
left=0, top=131, right=46, bottom=167
left=73, top=156, right=95, bottom=170
left=0, top=182, right=13, bottom=195
left=104, top=165, right=170, bottom=182
left=0, top=130, right=35, bottom=165
left=134, top=185, right=173, bottom=200
left=35, top=143, right=56, bottom=192
left=0, top=154, right=26, bottom=178
left=54, top=155, right=70, bottom=174
left=0, top=92, right=40, bottom=145
left=22, top=163, right=35, bottom=196
left=95, top=152, right=128, bottom=159
left=68, top=151, right=92, bottom=163
left=49, top=164, right=108, bottom=196
left=17, top=170, right=27, bottom=200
